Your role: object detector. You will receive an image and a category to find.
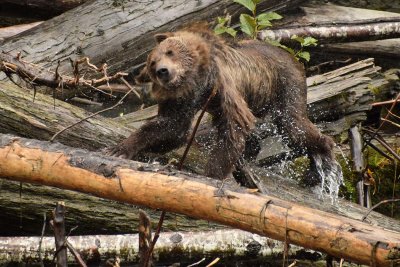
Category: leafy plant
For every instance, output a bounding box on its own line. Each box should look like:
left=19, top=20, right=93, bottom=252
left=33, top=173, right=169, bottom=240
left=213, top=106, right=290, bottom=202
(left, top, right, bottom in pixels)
left=214, top=16, right=237, bottom=38
left=235, top=0, right=282, bottom=39
left=214, top=0, right=318, bottom=62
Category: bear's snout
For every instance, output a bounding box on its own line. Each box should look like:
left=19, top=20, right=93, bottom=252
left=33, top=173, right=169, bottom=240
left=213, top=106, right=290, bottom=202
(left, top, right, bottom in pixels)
left=156, top=67, right=170, bottom=81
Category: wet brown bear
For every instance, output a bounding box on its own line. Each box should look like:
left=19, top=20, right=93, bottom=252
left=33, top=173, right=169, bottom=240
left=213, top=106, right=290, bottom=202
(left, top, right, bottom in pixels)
left=111, top=28, right=338, bottom=182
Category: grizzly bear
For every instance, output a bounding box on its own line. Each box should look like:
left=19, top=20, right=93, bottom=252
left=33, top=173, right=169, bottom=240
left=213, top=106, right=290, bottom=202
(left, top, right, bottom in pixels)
left=110, top=28, right=339, bottom=186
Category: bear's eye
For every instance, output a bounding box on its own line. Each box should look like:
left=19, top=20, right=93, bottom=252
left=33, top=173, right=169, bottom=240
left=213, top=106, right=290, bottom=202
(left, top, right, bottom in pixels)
left=166, top=50, right=174, bottom=56
left=150, top=61, right=156, bottom=67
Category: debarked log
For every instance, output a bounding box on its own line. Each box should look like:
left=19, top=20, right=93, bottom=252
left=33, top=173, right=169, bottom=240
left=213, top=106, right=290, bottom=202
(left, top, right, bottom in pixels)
left=0, top=134, right=399, bottom=266
left=0, top=230, right=318, bottom=265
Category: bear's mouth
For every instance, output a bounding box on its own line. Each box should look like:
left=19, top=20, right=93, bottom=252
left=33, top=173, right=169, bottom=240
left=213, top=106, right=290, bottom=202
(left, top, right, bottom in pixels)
left=158, top=76, right=183, bottom=90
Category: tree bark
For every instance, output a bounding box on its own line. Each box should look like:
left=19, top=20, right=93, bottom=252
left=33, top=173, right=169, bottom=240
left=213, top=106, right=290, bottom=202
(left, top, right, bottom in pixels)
left=0, top=0, right=307, bottom=75
left=0, top=134, right=399, bottom=266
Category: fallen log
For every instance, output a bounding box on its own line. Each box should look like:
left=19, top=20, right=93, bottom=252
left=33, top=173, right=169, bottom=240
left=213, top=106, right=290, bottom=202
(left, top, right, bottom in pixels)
left=292, top=4, right=400, bottom=61
left=0, top=229, right=318, bottom=265
left=260, top=17, right=400, bottom=44
left=0, top=80, right=130, bottom=150
left=0, top=134, right=399, bottom=266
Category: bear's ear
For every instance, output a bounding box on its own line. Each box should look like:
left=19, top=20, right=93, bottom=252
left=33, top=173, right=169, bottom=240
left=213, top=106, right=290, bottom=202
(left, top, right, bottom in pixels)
left=154, top=32, right=173, bottom=43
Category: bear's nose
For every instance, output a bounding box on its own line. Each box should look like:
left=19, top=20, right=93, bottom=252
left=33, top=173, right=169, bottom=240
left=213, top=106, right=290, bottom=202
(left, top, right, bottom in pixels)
left=156, top=68, right=169, bottom=80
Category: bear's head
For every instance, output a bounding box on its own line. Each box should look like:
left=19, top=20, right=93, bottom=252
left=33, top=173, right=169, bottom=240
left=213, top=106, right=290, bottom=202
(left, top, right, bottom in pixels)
left=145, top=31, right=211, bottom=98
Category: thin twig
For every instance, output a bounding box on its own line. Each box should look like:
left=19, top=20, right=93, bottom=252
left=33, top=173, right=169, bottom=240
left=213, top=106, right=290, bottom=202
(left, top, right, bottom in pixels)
left=50, top=85, right=134, bottom=142
left=66, top=241, right=88, bottom=267
left=361, top=199, right=400, bottom=221
left=38, top=213, right=46, bottom=267
left=288, top=260, right=297, bottom=267
left=178, top=86, right=218, bottom=170
left=363, top=129, right=400, bottom=162
left=339, top=258, right=344, bottom=267
left=205, top=258, right=220, bottom=267
left=187, top=258, right=206, bottom=267
left=143, top=210, right=166, bottom=267
left=381, top=118, right=400, bottom=129
left=372, top=98, right=400, bottom=107
left=120, top=77, right=141, bottom=99
left=375, top=92, right=400, bottom=133
left=364, top=138, right=394, bottom=162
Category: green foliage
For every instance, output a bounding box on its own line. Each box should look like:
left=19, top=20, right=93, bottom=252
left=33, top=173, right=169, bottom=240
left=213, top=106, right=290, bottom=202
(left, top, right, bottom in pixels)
left=215, top=0, right=282, bottom=39
left=214, top=16, right=237, bottom=37
left=214, top=0, right=317, bottom=62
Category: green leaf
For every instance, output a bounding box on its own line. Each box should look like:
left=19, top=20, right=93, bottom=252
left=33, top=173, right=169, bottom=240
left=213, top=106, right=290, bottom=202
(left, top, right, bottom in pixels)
left=257, top=12, right=282, bottom=21
left=233, top=0, right=255, bottom=12
left=214, top=25, right=227, bottom=35
left=256, top=14, right=273, bottom=28
left=266, top=39, right=295, bottom=55
left=214, top=25, right=237, bottom=37
left=217, top=16, right=227, bottom=25
left=297, top=51, right=311, bottom=62
left=291, top=35, right=305, bottom=44
left=225, top=27, right=237, bottom=37
left=240, top=14, right=257, bottom=37
left=302, top=37, right=318, bottom=47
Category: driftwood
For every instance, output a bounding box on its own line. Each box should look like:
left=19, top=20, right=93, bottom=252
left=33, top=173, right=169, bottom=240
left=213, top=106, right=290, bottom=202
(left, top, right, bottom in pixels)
left=0, top=134, right=399, bottom=266
left=0, top=229, right=314, bottom=265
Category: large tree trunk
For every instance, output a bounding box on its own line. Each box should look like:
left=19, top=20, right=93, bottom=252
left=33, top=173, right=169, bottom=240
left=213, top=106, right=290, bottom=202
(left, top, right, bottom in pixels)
left=0, top=0, right=306, bottom=75
left=0, top=134, right=399, bottom=267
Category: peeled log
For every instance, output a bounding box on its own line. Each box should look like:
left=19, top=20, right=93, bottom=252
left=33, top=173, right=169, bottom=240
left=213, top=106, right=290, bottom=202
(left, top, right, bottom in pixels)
left=0, top=134, right=399, bottom=266
left=260, top=18, right=400, bottom=44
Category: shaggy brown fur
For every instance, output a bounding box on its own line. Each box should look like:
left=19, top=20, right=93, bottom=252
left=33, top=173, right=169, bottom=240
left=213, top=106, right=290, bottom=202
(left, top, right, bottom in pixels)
left=111, top=29, right=335, bottom=180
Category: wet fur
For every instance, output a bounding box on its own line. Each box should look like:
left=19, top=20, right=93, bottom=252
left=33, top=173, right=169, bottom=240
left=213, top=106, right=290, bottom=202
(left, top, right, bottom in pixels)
left=114, top=29, right=335, bottom=180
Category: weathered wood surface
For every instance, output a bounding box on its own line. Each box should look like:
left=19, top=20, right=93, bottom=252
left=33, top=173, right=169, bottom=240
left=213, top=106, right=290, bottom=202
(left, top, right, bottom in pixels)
left=0, top=81, right=130, bottom=150
left=0, top=21, right=42, bottom=42
left=0, top=0, right=306, bottom=76
left=322, top=39, right=400, bottom=60
left=0, top=229, right=316, bottom=265
left=0, top=134, right=399, bottom=266
left=293, top=4, right=400, bottom=60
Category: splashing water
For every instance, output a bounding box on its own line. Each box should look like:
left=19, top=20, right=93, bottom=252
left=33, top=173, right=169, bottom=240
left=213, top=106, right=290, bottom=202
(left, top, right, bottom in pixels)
left=312, top=154, right=344, bottom=204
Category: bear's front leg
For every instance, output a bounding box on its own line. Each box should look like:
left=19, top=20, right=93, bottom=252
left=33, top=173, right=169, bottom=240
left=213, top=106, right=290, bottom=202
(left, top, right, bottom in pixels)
left=109, top=100, right=195, bottom=159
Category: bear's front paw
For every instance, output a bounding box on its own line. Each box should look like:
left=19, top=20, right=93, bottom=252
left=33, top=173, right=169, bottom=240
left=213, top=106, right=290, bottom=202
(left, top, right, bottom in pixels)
left=106, top=141, right=137, bottom=160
